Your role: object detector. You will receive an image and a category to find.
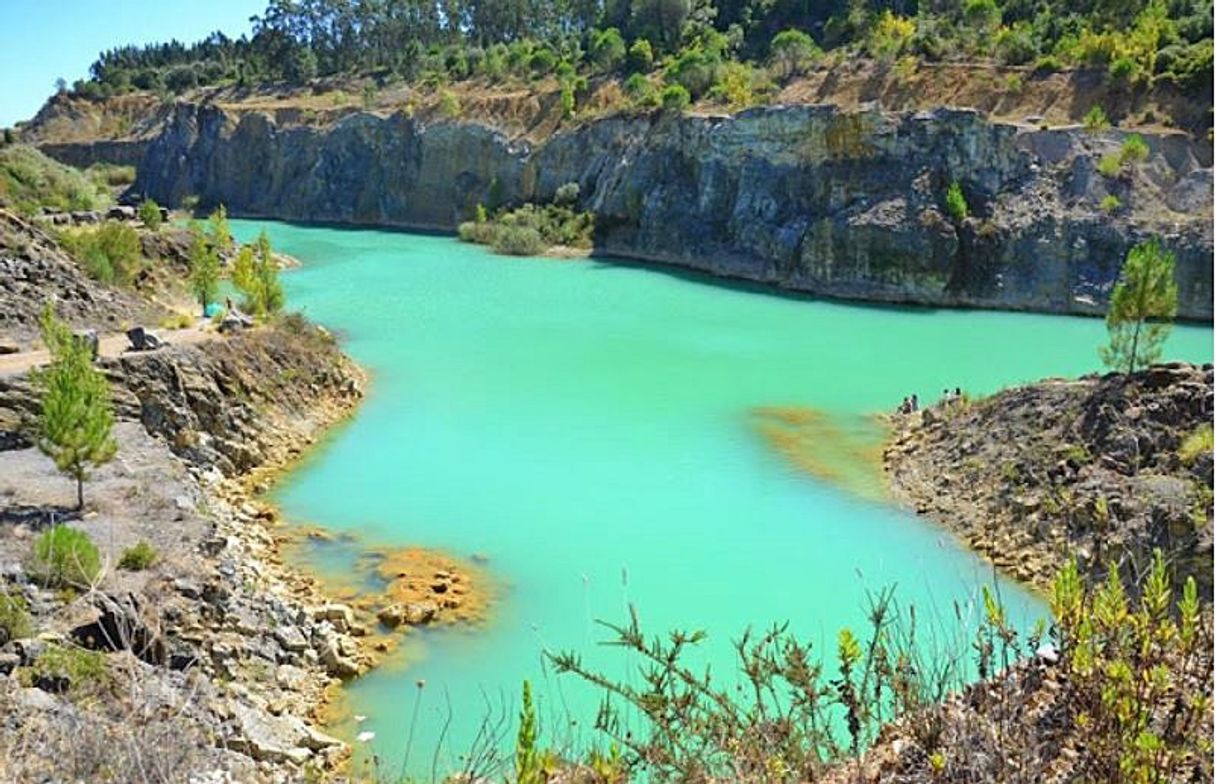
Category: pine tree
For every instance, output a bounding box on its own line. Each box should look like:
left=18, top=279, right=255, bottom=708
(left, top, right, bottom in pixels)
left=188, top=222, right=220, bottom=315
left=1100, top=238, right=1178, bottom=374
left=233, top=232, right=285, bottom=319
left=254, top=231, right=285, bottom=316
left=35, top=306, right=117, bottom=510
left=207, top=204, right=234, bottom=254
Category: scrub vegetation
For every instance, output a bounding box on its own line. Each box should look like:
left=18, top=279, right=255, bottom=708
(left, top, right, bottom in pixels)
left=459, top=184, right=594, bottom=256
left=60, top=0, right=1212, bottom=122
left=0, top=145, right=109, bottom=216
left=548, top=552, right=1212, bottom=783
left=57, top=221, right=142, bottom=286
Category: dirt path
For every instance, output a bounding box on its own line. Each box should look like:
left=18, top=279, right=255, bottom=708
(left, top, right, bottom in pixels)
left=0, top=325, right=218, bottom=377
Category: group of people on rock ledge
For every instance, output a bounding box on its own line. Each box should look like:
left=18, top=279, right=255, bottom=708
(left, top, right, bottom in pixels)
left=897, top=387, right=964, bottom=415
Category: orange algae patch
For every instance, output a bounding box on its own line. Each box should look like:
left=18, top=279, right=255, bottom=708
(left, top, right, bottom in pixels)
left=279, top=526, right=494, bottom=629
left=750, top=406, right=890, bottom=502
left=370, top=545, right=492, bottom=625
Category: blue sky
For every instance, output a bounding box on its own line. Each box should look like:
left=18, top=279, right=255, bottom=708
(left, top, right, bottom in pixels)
left=0, top=0, right=265, bottom=127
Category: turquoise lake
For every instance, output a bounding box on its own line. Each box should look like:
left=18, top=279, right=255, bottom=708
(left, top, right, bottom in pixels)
left=230, top=220, right=1213, bottom=776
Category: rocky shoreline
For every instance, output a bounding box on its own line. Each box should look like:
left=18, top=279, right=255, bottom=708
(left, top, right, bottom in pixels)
left=884, top=362, right=1214, bottom=595
left=0, top=320, right=484, bottom=781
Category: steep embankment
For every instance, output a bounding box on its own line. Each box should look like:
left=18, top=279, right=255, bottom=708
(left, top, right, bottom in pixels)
left=118, top=99, right=1214, bottom=319
left=886, top=362, right=1214, bottom=595
left=0, top=210, right=163, bottom=348
left=0, top=323, right=370, bottom=781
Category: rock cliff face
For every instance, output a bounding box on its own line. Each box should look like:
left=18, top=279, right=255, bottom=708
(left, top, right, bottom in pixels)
left=133, top=102, right=1213, bottom=318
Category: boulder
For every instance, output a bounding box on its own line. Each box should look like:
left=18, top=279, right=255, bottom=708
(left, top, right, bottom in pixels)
left=275, top=664, right=309, bottom=691
left=0, top=651, right=21, bottom=674
left=376, top=604, right=405, bottom=628
left=316, top=632, right=360, bottom=678
left=3, top=637, right=46, bottom=666
left=313, top=603, right=354, bottom=632
left=403, top=601, right=438, bottom=625
left=273, top=625, right=309, bottom=653
left=228, top=703, right=313, bottom=766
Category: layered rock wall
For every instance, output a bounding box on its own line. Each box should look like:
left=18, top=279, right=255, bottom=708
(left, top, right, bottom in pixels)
left=134, top=102, right=1214, bottom=319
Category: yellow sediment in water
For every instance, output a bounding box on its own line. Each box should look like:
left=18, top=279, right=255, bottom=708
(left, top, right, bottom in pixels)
left=371, top=545, right=492, bottom=624
left=749, top=406, right=890, bottom=502
left=279, top=526, right=494, bottom=626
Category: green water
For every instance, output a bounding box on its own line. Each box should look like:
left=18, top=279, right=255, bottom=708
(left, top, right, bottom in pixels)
left=230, top=220, right=1213, bottom=775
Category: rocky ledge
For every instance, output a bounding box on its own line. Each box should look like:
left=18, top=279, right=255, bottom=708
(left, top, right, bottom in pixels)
left=885, top=362, right=1213, bottom=595
left=0, top=321, right=433, bottom=781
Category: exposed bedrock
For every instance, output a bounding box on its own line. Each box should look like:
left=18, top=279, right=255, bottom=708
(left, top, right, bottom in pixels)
left=132, top=103, right=1213, bottom=319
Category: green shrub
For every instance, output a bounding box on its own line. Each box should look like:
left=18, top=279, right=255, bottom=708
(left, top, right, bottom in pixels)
left=627, top=38, right=654, bottom=73
left=1047, top=554, right=1209, bottom=782
left=624, top=73, right=660, bottom=107
left=665, top=47, right=720, bottom=99
left=1155, top=39, right=1213, bottom=91
left=1119, top=133, right=1150, bottom=165
left=438, top=90, right=460, bottom=118
left=516, top=680, right=542, bottom=784
left=60, top=221, right=142, bottom=286
left=710, top=61, right=773, bottom=109
left=0, top=592, right=32, bottom=645
left=1084, top=104, right=1110, bottom=132
left=528, top=48, right=557, bottom=75
left=1032, top=54, right=1065, bottom=74
left=866, top=11, right=916, bottom=60
left=1097, top=152, right=1123, bottom=178
left=457, top=220, right=497, bottom=244
left=1108, top=55, right=1140, bottom=83
left=560, top=83, right=576, bottom=117
left=20, top=643, right=107, bottom=695
left=1073, top=28, right=1124, bottom=67
left=137, top=198, right=162, bottom=230
left=32, top=524, right=102, bottom=586
left=770, top=29, right=821, bottom=79
left=0, top=145, right=101, bottom=215
left=1179, top=423, right=1213, bottom=464
left=661, top=83, right=691, bottom=114
left=945, top=180, right=968, bottom=222
left=554, top=182, right=579, bottom=206
left=552, top=550, right=1211, bottom=783
left=963, top=0, right=1001, bottom=32
left=231, top=232, right=284, bottom=319
left=493, top=225, right=546, bottom=256
left=117, top=541, right=157, bottom=571
left=85, top=163, right=135, bottom=188
left=590, top=27, right=626, bottom=72
left=996, top=25, right=1038, bottom=65
left=463, top=200, right=594, bottom=256
left=1100, top=194, right=1122, bottom=214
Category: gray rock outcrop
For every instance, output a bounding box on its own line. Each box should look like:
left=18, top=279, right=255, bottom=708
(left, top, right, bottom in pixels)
left=133, top=102, right=1213, bottom=319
